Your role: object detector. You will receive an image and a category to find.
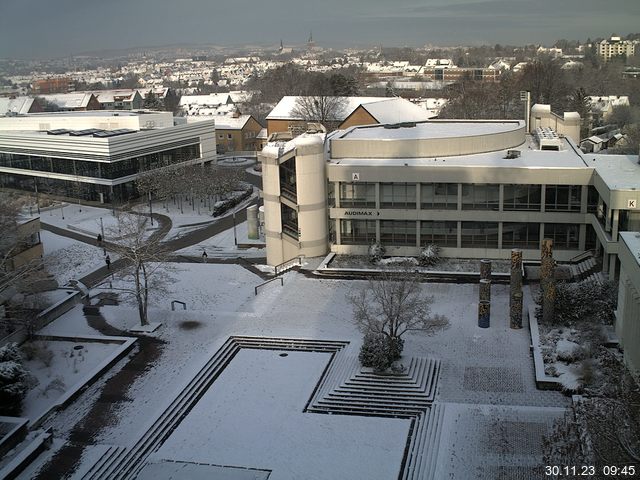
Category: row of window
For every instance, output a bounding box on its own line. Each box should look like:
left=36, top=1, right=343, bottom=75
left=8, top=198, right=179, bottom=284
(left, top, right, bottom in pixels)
left=0, top=144, right=200, bottom=180
left=337, top=183, right=593, bottom=212
left=339, top=220, right=582, bottom=250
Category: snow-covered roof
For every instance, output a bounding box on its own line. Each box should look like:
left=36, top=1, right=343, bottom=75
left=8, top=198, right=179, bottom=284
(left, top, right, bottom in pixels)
left=266, top=96, right=388, bottom=121
left=91, top=90, right=139, bottom=103
left=39, top=93, right=95, bottom=109
left=590, top=153, right=640, bottom=190
left=215, top=114, right=252, bottom=130
left=0, top=96, right=35, bottom=116
left=179, top=93, right=232, bottom=108
left=358, top=98, right=436, bottom=124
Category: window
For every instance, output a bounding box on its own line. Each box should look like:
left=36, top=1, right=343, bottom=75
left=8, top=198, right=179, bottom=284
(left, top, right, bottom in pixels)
left=420, top=221, right=457, bottom=247
left=281, top=204, right=298, bottom=239
left=503, top=185, right=541, bottom=211
left=279, top=157, right=297, bottom=201
left=544, top=223, right=579, bottom=250
left=340, top=220, right=376, bottom=245
left=339, top=183, right=376, bottom=208
left=545, top=185, right=581, bottom=212
left=380, top=220, right=416, bottom=246
left=421, top=183, right=457, bottom=209
left=380, top=183, right=416, bottom=209
left=461, top=222, right=499, bottom=248
left=462, top=184, right=500, bottom=210
left=502, top=223, right=540, bottom=249
left=227, top=134, right=233, bottom=140
left=587, top=186, right=599, bottom=214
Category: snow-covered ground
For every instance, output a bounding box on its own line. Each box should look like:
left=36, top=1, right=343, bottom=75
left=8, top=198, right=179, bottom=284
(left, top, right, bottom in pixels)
left=21, top=340, right=121, bottom=421
left=27, top=256, right=568, bottom=479
left=175, top=220, right=265, bottom=258
left=41, top=230, right=107, bottom=285
left=155, top=349, right=409, bottom=480
left=40, top=204, right=118, bottom=238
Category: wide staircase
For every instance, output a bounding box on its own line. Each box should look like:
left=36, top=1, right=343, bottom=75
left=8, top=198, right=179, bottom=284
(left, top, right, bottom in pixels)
left=306, top=354, right=444, bottom=479
left=567, top=252, right=607, bottom=285
left=76, top=336, right=348, bottom=480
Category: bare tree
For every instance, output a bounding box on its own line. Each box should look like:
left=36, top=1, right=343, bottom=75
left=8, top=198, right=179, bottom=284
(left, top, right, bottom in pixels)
left=347, top=271, right=449, bottom=347
left=291, top=95, right=348, bottom=132
left=106, top=212, right=169, bottom=326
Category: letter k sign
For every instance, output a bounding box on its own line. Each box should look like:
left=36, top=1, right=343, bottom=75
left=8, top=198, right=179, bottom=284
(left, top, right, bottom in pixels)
left=629, top=199, right=637, bottom=209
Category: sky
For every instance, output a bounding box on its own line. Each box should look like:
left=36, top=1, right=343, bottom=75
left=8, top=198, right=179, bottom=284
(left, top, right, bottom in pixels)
left=0, top=0, right=639, bottom=59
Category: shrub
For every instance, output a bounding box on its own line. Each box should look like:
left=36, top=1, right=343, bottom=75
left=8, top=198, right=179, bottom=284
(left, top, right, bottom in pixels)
left=359, top=333, right=391, bottom=372
left=537, top=279, right=617, bottom=326
left=368, top=243, right=386, bottom=264
left=419, top=244, right=440, bottom=267
left=21, top=342, right=54, bottom=367
left=0, top=343, right=30, bottom=415
left=387, top=336, right=405, bottom=362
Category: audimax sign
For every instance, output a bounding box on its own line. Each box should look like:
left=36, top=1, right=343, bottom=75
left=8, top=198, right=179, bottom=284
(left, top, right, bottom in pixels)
left=343, top=211, right=380, bottom=216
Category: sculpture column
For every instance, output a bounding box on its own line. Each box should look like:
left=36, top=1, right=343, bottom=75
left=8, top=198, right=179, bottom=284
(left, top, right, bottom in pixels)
left=510, top=249, right=523, bottom=329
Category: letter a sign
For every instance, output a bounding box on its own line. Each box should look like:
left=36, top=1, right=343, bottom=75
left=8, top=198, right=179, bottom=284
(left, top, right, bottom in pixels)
left=628, top=199, right=637, bottom=209
left=352, top=173, right=360, bottom=181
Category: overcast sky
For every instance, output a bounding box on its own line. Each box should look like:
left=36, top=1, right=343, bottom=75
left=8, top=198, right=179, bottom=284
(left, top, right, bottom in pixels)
left=1, top=0, right=638, bottom=59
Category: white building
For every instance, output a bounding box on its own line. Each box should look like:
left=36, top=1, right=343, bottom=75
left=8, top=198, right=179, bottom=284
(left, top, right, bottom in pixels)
left=259, top=106, right=639, bottom=288
left=0, top=111, right=216, bottom=203
left=598, top=36, right=636, bottom=62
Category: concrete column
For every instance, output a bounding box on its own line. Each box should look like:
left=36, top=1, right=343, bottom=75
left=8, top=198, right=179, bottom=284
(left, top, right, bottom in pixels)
left=375, top=183, right=380, bottom=210
left=334, top=182, right=341, bottom=208
left=541, top=238, right=555, bottom=324
left=479, top=279, right=491, bottom=303
left=478, top=300, right=490, bottom=328
left=510, top=249, right=523, bottom=329
left=540, top=185, right=546, bottom=213
left=497, top=222, right=503, bottom=250
left=498, top=185, right=504, bottom=212
left=480, top=259, right=492, bottom=280
left=457, top=184, right=462, bottom=211
left=457, top=221, right=462, bottom=249
left=580, top=185, right=588, bottom=214
left=247, top=205, right=259, bottom=239
left=609, top=254, right=617, bottom=279
left=612, top=209, right=619, bottom=240
left=603, top=252, right=610, bottom=274
left=578, top=224, right=586, bottom=251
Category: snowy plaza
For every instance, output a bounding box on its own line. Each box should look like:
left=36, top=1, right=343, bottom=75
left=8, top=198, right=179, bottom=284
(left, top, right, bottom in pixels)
left=14, top=248, right=569, bottom=479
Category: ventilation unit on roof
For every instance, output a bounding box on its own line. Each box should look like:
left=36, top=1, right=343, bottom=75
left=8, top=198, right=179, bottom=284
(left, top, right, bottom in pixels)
left=504, top=150, right=521, bottom=159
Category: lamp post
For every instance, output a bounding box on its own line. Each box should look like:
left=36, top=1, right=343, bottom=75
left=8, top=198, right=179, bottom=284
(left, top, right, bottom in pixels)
left=148, top=191, right=154, bottom=226
left=232, top=206, right=238, bottom=246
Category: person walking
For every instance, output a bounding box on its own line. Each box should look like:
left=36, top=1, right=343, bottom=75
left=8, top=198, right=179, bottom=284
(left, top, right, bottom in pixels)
left=105, top=254, right=111, bottom=270
left=202, top=250, right=208, bottom=263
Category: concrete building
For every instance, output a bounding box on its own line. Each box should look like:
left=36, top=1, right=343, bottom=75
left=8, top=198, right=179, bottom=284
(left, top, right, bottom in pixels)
left=598, top=36, right=636, bottom=62
left=31, top=78, right=75, bottom=95
left=91, top=90, right=144, bottom=110
left=0, top=111, right=216, bottom=204
left=616, top=232, right=640, bottom=378
left=260, top=107, right=640, bottom=282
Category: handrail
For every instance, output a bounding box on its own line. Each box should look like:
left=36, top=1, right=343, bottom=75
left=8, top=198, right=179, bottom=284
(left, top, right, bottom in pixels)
left=568, top=249, right=595, bottom=263
left=254, top=277, right=283, bottom=295
left=274, top=255, right=304, bottom=276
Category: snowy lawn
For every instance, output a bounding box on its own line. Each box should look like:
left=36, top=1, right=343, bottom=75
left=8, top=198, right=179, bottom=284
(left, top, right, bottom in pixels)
left=175, top=220, right=265, bottom=258
left=20, top=339, right=122, bottom=421
left=155, top=349, right=410, bottom=480
left=40, top=204, right=118, bottom=238
left=41, top=230, right=108, bottom=285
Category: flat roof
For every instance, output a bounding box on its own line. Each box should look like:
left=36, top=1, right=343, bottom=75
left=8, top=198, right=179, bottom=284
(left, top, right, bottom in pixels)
left=590, top=154, right=640, bottom=190
left=620, top=232, right=640, bottom=266
left=340, top=120, right=524, bottom=140
left=12, top=110, right=160, bottom=118
left=329, top=135, right=589, bottom=169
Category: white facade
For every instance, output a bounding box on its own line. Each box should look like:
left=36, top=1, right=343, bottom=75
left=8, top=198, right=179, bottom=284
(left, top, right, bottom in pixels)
left=598, top=36, right=636, bottom=61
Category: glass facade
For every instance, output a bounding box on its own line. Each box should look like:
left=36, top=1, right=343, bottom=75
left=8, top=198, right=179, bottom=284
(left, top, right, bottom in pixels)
left=502, top=222, right=540, bottom=249
left=339, top=182, right=376, bottom=208
left=380, top=183, right=416, bottom=209
left=281, top=204, right=298, bottom=239
left=461, top=184, right=500, bottom=210
left=420, top=221, right=457, bottom=247
left=380, top=220, right=416, bottom=246
left=279, top=156, right=297, bottom=202
left=461, top=222, right=499, bottom=248
left=340, top=219, right=376, bottom=245
left=421, top=183, right=458, bottom=210
left=544, top=223, right=579, bottom=250
left=503, top=185, right=542, bottom=211
left=545, top=185, right=581, bottom=212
